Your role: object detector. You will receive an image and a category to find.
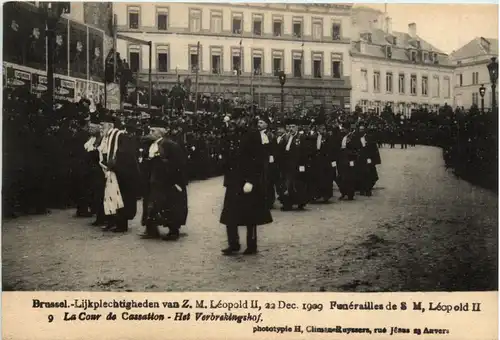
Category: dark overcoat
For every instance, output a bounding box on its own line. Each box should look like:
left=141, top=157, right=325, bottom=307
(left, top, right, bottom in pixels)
left=337, top=132, right=362, bottom=196
left=220, top=129, right=273, bottom=227
left=141, top=138, right=189, bottom=227
left=356, top=134, right=381, bottom=190
left=280, top=133, right=311, bottom=206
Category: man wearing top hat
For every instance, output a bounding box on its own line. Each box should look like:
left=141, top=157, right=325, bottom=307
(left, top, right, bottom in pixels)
left=256, top=115, right=276, bottom=209
left=337, top=120, right=362, bottom=201
left=140, top=119, right=189, bottom=241
left=279, top=118, right=310, bottom=211
left=220, top=115, right=273, bottom=255
left=355, top=121, right=381, bottom=196
left=98, top=113, right=140, bottom=232
left=309, top=118, right=338, bottom=203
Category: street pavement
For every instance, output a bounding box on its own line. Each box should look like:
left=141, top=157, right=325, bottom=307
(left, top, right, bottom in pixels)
left=2, top=146, right=497, bottom=292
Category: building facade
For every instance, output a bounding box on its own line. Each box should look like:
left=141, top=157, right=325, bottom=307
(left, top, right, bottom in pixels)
left=113, top=2, right=353, bottom=109
left=350, top=7, right=455, bottom=116
left=451, top=37, right=498, bottom=110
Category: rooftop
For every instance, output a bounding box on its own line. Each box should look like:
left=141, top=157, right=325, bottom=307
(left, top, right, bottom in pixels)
left=450, top=37, right=498, bottom=60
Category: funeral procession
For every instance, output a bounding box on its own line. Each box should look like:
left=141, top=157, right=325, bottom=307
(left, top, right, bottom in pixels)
left=2, top=2, right=498, bottom=292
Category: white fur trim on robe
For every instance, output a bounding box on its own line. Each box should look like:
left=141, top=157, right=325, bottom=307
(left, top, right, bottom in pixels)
left=360, top=136, right=367, bottom=147
left=102, top=129, right=125, bottom=216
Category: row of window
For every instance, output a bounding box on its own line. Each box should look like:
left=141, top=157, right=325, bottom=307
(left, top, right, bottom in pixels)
left=360, top=70, right=451, bottom=98
left=457, top=71, right=480, bottom=87
left=127, top=6, right=342, bottom=41
left=128, top=45, right=344, bottom=79
left=358, top=101, right=441, bottom=114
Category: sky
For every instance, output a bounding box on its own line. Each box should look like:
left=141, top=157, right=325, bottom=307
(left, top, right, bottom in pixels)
left=356, top=3, right=498, bottom=54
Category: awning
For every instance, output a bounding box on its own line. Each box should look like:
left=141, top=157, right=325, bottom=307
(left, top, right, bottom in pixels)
left=116, top=33, right=150, bottom=46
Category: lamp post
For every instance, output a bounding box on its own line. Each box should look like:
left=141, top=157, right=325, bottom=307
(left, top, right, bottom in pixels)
left=39, top=2, right=64, bottom=113
left=487, top=57, right=498, bottom=113
left=479, top=84, right=486, bottom=113
left=278, top=71, right=286, bottom=116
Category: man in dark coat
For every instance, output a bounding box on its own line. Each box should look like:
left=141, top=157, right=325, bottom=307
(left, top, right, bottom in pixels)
left=257, top=116, right=276, bottom=209
left=355, top=122, right=381, bottom=196
left=98, top=114, right=140, bottom=232
left=337, top=124, right=361, bottom=201
left=220, top=117, right=273, bottom=255
left=279, top=118, right=310, bottom=211
left=140, top=119, right=189, bottom=241
left=309, top=120, right=337, bottom=203
left=272, top=121, right=288, bottom=204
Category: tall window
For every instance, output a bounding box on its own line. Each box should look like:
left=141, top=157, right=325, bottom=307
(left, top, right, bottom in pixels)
left=312, top=53, right=322, bottom=78
left=373, top=71, right=380, bottom=92
left=157, top=8, right=168, bottom=31
left=189, top=9, right=201, bottom=32
left=211, top=47, right=222, bottom=74
left=361, top=69, right=368, bottom=92
left=331, top=53, right=342, bottom=79
left=312, top=19, right=322, bottom=40
left=444, top=77, right=450, bottom=98
left=231, top=47, right=242, bottom=75
left=128, top=7, right=140, bottom=29
left=386, top=72, right=393, bottom=93
left=253, top=50, right=263, bottom=75
left=422, top=76, right=428, bottom=96
left=410, top=74, right=417, bottom=95
left=272, top=50, right=283, bottom=76
left=189, top=45, right=200, bottom=73
left=273, top=17, right=283, bottom=37
left=157, top=46, right=168, bottom=72
left=293, top=18, right=302, bottom=38
left=293, top=51, right=302, bottom=78
left=232, top=13, right=242, bottom=34
left=210, top=11, right=222, bottom=33
left=331, top=22, right=341, bottom=40
left=472, top=71, right=479, bottom=85
left=472, top=92, right=479, bottom=106
left=129, top=46, right=140, bottom=73
left=399, top=73, right=405, bottom=94
left=458, top=73, right=463, bottom=86
left=253, top=14, right=262, bottom=36
left=433, top=76, right=440, bottom=97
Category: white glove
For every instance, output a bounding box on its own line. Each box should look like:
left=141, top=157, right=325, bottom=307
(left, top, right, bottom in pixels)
left=299, top=166, right=305, bottom=172
left=367, top=158, right=372, bottom=164
left=349, top=161, right=354, bottom=167
left=331, top=161, right=337, bottom=167
left=243, top=182, right=253, bottom=193
left=174, top=184, right=182, bottom=192
left=269, top=155, right=275, bottom=163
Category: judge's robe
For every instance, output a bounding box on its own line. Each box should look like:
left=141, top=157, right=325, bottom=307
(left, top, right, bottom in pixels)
left=141, top=138, right=189, bottom=228
left=280, top=133, right=311, bottom=207
left=337, top=132, right=362, bottom=199
left=106, top=132, right=141, bottom=221
left=356, top=134, right=381, bottom=192
left=309, top=133, right=338, bottom=201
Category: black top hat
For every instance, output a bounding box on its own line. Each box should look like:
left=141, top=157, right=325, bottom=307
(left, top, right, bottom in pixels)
left=285, top=117, right=299, bottom=125
left=99, top=113, right=116, bottom=124
left=149, top=118, right=168, bottom=129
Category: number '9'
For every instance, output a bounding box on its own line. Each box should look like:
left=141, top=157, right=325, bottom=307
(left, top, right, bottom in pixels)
left=48, top=315, right=54, bottom=323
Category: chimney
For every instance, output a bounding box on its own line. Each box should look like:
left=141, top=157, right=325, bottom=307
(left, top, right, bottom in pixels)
left=408, top=23, right=416, bottom=38
left=385, top=16, right=393, bottom=35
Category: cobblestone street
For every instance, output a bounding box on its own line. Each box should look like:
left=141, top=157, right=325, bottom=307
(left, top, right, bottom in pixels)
left=2, top=146, right=497, bottom=292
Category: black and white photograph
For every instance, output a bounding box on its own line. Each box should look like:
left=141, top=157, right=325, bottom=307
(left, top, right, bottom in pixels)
left=2, top=2, right=498, bottom=294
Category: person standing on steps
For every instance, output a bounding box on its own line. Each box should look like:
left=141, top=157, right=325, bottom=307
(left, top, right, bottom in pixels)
left=219, top=115, right=273, bottom=256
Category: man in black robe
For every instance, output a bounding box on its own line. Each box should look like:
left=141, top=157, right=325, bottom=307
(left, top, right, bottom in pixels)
left=98, top=114, right=140, bottom=232
left=272, top=121, right=287, bottom=204
left=256, top=116, right=275, bottom=209
left=337, top=124, right=361, bottom=201
left=279, top=118, right=310, bottom=211
left=220, top=116, right=273, bottom=255
left=309, top=120, right=337, bottom=203
left=355, top=122, right=381, bottom=196
left=140, top=119, right=188, bottom=241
